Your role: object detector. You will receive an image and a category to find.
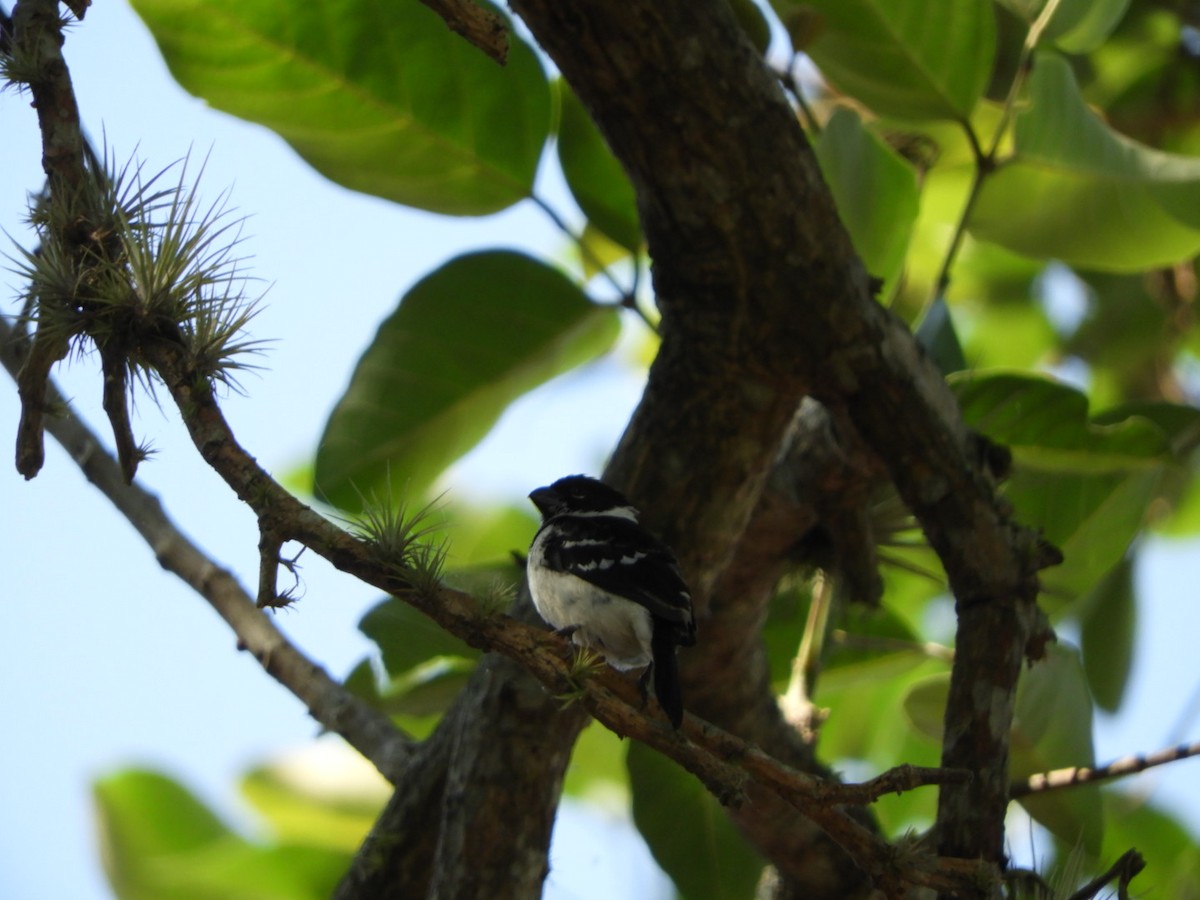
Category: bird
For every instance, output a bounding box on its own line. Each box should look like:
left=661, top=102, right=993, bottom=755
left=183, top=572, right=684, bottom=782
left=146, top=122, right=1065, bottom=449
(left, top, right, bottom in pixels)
left=526, top=474, right=696, bottom=727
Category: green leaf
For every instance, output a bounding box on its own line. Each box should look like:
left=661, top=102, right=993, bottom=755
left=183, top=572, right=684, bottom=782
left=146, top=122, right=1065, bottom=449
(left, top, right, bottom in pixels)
left=130, top=0, right=550, bottom=215
left=951, top=371, right=1169, bottom=471
left=972, top=53, right=1200, bottom=270
left=996, top=0, right=1131, bottom=53
left=1078, top=555, right=1136, bottom=712
left=902, top=672, right=949, bottom=742
left=563, top=721, right=631, bottom=806
left=94, top=769, right=350, bottom=900
left=438, top=501, right=539, bottom=569
left=1012, top=644, right=1103, bottom=854
left=821, top=658, right=949, bottom=766
left=94, top=769, right=232, bottom=863
left=314, top=251, right=620, bottom=510
left=952, top=371, right=1170, bottom=606
left=360, top=597, right=478, bottom=677
left=627, top=742, right=764, bottom=900
left=814, top=107, right=920, bottom=297
left=780, top=0, right=996, bottom=120
left=240, top=764, right=385, bottom=854
left=557, top=83, right=641, bottom=251
left=1098, top=795, right=1200, bottom=895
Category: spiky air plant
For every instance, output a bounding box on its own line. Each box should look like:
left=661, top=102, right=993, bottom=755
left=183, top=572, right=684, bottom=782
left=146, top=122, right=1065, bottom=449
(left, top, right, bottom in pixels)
left=350, top=492, right=452, bottom=596
left=9, top=145, right=265, bottom=481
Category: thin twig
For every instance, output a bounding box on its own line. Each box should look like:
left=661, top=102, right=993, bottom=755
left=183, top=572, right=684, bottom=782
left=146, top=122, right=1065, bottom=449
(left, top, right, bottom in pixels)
left=1012, top=740, right=1200, bottom=798
left=924, top=0, right=1065, bottom=311
left=0, top=317, right=415, bottom=781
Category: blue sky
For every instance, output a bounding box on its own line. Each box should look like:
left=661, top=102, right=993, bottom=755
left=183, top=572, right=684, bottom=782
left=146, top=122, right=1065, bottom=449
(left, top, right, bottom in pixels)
left=0, top=4, right=1196, bottom=899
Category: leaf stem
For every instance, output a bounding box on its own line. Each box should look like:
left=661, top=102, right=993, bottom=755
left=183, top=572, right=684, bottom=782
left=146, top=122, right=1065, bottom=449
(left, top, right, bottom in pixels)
left=925, top=0, right=1065, bottom=311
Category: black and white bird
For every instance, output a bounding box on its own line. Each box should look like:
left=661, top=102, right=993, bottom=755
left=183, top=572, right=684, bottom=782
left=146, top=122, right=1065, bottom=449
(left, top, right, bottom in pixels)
left=527, top=475, right=697, bottom=727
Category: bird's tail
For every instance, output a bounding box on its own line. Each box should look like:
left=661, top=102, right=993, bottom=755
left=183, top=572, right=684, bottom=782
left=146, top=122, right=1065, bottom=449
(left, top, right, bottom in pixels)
left=651, top=626, right=684, bottom=728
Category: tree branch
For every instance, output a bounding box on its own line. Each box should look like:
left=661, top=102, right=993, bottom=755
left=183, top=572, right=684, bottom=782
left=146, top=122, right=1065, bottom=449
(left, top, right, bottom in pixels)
left=503, top=0, right=1054, bottom=881
left=0, top=317, right=414, bottom=781
left=1012, top=740, right=1200, bottom=797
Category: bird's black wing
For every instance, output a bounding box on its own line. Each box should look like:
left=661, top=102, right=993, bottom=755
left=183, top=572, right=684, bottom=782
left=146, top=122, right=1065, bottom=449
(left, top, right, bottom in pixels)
left=539, top=514, right=695, bottom=643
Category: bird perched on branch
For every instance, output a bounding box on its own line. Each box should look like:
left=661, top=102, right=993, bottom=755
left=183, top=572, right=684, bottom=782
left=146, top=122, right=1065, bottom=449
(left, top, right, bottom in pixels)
left=527, top=475, right=696, bottom=727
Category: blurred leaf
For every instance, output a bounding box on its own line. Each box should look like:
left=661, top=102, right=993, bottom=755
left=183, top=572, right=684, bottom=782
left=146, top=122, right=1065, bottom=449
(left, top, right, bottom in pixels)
left=972, top=54, right=1200, bottom=270
left=627, top=742, right=764, bottom=900
left=131, top=0, right=550, bottom=215
left=240, top=761, right=386, bottom=853
left=360, top=597, right=478, bottom=677
left=1078, top=555, right=1136, bottom=712
left=952, top=371, right=1169, bottom=470
left=438, top=501, right=538, bottom=569
left=314, top=251, right=620, bottom=511
left=94, top=769, right=349, bottom=900
left=577, top=223, right=634, bottom=281
left=820, top=658, right=948, bottom=766
left=996, top=0, right=1131, bottom=53
left=1012, top=643, right=1103, bottom=854
left=1093, top=400, right=1200, bottom=461
left=781, top=0, right=996, bottom=120
left=814, top=107, right=920, bottom=297
left=902, top=673, right=949, bottom=742
left=1096, top=794, right=1200, bottom=895
left=375, top=658, right=476, bottom=717
left=95, top=769, right=231, bottom=862
left=959, top=298, right=1057, bottom=369
left=563, top=720, right=631, bottom=808
left=557, top=82, right=641, bottom=251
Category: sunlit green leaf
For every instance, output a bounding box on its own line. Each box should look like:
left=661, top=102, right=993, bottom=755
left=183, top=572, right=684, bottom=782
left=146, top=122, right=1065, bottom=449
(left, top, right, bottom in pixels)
left=780, top=0, right=996, bottom=120
left=958, top=298, right=1057, bottom=369
left=240, top=761, right=386, bottom=853
left=627, top=742, right=764, bottom=900
left=95, top=769, right=231, bottom=864
left=131, top=0, right=550, bottom=214
left=557, top=83, right=640, bottom=251
left=815, top=108, right=920, bottom=298
left=94, top=769, right=350, bottom=900
left=1012, top=644, right=1103, bottom=854
left=1078, top=555, right=1136, bottom=712
left=314, top=251, right=620, bottom=510
left=972, top=53, right=1200, bottom=270
left=438, top=502, right=538, bottom=569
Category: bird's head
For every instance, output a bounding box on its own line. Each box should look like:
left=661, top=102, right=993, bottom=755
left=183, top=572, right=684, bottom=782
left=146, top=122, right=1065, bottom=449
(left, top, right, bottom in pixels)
left=529, top=475, right=638, bottom=521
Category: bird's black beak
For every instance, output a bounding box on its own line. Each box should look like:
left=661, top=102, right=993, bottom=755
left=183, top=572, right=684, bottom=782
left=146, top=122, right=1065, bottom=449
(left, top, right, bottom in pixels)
left=529, top=485, right=556, bottom=517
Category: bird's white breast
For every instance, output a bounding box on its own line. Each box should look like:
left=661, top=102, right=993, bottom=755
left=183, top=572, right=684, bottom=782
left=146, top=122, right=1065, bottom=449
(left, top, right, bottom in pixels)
left=528, top=531, right=653, bottom=670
